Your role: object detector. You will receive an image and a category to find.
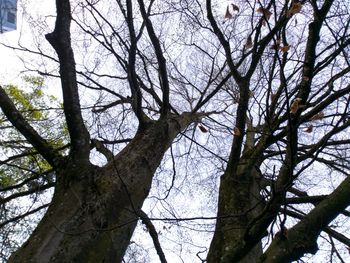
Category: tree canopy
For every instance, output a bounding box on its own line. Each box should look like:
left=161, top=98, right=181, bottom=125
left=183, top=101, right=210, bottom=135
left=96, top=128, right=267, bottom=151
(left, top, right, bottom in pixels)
left=0, top=0, right=350, bottom=262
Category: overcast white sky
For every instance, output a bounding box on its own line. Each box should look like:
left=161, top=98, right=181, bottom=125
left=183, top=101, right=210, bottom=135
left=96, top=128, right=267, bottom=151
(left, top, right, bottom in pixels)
left=1, top=1, right=348, bottom=262
left=0, top=30, right=24, bottom=84
left=0, top=0, right=55, bottom=86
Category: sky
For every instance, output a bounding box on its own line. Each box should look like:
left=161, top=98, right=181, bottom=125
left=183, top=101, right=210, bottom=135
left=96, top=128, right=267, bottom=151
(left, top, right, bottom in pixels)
left=0, top=0, right=55, bottom=86
left=0, top=1, right=348, bottom=262
left=0, top=29, right=24, bottom=84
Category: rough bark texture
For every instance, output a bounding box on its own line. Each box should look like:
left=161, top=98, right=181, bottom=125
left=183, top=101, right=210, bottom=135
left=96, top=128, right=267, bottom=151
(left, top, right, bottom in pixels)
left=207, top=159, right=264, bottom=263
left=8, top=114, right=199, bottom=263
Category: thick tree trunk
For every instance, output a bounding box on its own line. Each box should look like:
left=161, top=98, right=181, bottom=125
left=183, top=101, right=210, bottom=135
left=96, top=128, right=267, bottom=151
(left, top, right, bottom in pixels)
left=9, top=114, right=198, bottom=263
left=207, top=161, right=264, bottom=263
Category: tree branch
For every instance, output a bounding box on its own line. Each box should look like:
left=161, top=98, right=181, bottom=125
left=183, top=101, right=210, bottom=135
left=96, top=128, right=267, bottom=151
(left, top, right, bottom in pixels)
left=0, top=204, right=49, bottom=229
left=281, top=208, right=350, bottom=247
left=125, top=0, right=146, bottom=124
left=261, top=173, right=350, bottom=262
left=0, top=86, right=61, bottom=167
left=91, top=139, right=114, bottom=162
left=139, top=210, right=167, bottom=263
left=137, top=0, right=170, bottom=117
left=45, top=0, right=90, bottom=162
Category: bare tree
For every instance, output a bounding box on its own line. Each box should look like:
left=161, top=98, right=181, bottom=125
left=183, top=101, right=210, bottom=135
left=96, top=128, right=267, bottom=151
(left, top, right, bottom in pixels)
left=206, top=0, right=350, bottom=262
left=0, top=0, right=349, bottom=262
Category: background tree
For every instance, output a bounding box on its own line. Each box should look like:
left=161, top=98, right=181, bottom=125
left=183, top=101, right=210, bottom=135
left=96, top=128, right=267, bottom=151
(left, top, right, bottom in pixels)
left=0, top=0, right=349, bottom=262
left=0, top=76, right=64, bottom=261
left=205, top=0, right=350, bottom=262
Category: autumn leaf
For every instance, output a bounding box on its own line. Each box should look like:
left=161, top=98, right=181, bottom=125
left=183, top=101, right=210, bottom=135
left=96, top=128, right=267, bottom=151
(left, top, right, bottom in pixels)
left=224, top=6, right=233, bottom=19
left=198, top=124, right=208, bottom=133
left=290, top=97, right=302, bottom=114
left=256, top=7, right=263, bottom=13
left=305, top=125, right=313, bottom=133
left=309, top=112, right=324, bottom=121
left=233, top=127, right=241, bottom=136
left=287, top=1, right=302, bottom=17
left=270, top=44, right=279, bottom=50
left=280, top=45, right=290, bottom=53
left=244, top=35, right=253, bottom=49
left=225, top=3, right=239, bottom=19
left=231, top=4, right=239, bottom=12
left=257, top=7, right=272, bottom=20
left=270, top=38, right=281, bottom=50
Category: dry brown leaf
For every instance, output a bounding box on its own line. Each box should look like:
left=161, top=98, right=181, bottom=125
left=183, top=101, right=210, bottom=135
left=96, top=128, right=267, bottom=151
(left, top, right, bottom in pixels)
left=224, top=6, right=233, bottom=19
left=257, top=7, right=272, bottom=20
left=244, top=35, right=253, bottom=49
left=231, top=3, right=239, bottom=12
left=198, top=125, right=208, bottom=133
left=233, top=127, right=241, bottom=136
left=305, top=125, right=313, bottom=133
left=256, top=7, right=264, bottom=13
left=270, top=44, right=279, bottom=50
left=290, top=97, right=302, bottom=114
left=287, top=2, right=302, bottom=17
left=280, top=45, right=290, bottom=53
left=291, top=2, right=302, bottom=14
left=270, top=38, right=281, bottom=50
left=309, top=112, right=324, bottom=121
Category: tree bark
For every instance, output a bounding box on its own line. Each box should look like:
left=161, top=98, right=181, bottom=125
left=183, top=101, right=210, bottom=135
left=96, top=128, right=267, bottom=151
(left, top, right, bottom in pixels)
left=207, top=159, right=264, bottom=263
left=8, top=113, right=199, bottom=263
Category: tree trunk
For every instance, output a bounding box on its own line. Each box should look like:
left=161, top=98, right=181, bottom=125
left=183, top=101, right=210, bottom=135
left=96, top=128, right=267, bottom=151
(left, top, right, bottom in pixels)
left=9, top=114, right=198, bottom=263
left=207, top=160, right=264, bottom=263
